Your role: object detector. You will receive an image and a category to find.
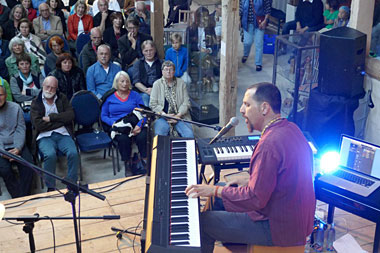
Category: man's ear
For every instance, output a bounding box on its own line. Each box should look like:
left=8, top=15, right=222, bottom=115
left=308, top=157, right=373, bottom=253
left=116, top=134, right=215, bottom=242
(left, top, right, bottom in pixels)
left=261, top=102, right=270, bottom=116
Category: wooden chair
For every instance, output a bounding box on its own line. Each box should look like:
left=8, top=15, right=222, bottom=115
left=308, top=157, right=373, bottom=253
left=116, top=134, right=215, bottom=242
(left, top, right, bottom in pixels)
left=248, top=245, right=305, bottom=253
left=179, top=10, right=192, bottom=24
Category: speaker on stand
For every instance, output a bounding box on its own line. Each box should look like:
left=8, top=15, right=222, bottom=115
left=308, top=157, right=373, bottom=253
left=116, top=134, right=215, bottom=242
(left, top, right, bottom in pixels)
left=306, top=27, right=366, bottom=153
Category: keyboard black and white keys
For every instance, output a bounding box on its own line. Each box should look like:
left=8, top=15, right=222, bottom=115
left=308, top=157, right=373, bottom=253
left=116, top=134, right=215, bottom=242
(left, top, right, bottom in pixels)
left=197, top=135, right=260, bottom=165
left=145, top=136, right=201, bottom=253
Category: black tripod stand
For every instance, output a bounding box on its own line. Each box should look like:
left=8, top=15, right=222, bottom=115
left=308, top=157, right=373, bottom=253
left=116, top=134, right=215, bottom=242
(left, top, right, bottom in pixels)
left=0, top=149, right=119, bottom=253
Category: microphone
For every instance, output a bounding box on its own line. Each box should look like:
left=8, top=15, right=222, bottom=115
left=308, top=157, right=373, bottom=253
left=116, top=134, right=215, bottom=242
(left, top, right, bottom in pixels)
left=209, top=117, right=239, bottom=145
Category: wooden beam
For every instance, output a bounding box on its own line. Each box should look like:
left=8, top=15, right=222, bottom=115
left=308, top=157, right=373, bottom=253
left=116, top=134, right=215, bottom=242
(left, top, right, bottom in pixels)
left=219, top=0, right=239, bottom=133
left=150, top=0, right=164, bottom=58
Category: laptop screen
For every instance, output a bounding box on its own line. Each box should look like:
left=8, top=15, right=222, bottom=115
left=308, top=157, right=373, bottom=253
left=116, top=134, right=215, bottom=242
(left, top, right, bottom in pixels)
left=339, top=135, right=380, bottom=179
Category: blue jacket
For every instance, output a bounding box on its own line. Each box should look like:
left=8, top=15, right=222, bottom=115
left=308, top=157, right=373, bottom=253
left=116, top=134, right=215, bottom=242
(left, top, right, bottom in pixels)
left=86, top=61, right=121, bottom=99
left=165, top=46, right=189, bottom=78
left=240, top=0, right=270, bottom=31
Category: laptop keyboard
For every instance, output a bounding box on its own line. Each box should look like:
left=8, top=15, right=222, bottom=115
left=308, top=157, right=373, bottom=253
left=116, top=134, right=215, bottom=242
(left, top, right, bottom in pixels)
left=333, top=170, right=375, bottom=188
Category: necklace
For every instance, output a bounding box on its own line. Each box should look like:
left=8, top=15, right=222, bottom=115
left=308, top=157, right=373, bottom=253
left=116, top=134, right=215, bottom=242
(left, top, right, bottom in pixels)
left=261, top=116, right=283, bottom=137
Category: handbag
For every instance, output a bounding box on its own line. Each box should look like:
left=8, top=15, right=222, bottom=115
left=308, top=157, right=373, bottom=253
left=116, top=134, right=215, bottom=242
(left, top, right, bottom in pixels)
left=250, top=0, right=266, bottom=26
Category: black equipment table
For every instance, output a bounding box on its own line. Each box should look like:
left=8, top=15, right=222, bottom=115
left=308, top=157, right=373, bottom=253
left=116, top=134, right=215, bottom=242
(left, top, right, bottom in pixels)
left=314, top=175, right=380, bottom=253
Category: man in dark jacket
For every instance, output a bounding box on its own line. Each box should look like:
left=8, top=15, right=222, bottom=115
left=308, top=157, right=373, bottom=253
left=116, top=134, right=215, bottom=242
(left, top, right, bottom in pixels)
left=30, top=76, right=79, bottom=191
left=282, top=0, right=324, bottom=35
left=132, top=40, right=162, bottom=107
left=118, top=16, right=152, bottom=71
left=80, top=27, right=105, bottom=76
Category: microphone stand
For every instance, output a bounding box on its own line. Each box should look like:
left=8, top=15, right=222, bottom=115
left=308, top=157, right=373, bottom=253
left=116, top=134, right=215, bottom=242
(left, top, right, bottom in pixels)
left=135, top=108, right=222, bottom=253
left=3, top=215, right=120, bottom=253
left=0, top=149, right=109, bottom=253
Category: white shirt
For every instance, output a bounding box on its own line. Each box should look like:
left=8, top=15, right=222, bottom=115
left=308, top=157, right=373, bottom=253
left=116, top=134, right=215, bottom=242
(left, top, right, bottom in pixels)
left=36, top=94, right=70, bottom=141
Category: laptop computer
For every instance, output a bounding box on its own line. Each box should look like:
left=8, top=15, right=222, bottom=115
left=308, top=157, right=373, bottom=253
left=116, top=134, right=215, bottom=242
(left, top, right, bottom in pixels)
left=318, top=135, right=380, bottom=197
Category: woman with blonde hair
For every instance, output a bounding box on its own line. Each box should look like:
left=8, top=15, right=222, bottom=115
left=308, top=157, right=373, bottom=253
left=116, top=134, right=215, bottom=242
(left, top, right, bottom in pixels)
left=101, top=71, right=147, bottom=176
left=67, top=0, right=93, bottom=45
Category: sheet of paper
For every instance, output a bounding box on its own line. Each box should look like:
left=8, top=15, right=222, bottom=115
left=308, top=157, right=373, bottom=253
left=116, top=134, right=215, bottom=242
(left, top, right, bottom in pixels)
left=334, top=234, right=367, bottom=253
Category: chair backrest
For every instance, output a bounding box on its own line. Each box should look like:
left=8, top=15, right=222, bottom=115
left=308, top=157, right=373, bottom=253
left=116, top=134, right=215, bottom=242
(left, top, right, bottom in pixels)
left=70, top=90, right=101, bottom=127
left=45, top=34, right=70, bottom=55
left=76, top=32, right=91, bottom=57
left=179, top=10, right=192, bottom=24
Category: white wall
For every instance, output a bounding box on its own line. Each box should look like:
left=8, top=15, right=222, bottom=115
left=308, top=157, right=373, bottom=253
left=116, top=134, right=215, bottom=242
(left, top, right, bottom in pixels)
left=364, top=76, right=380, bottom=145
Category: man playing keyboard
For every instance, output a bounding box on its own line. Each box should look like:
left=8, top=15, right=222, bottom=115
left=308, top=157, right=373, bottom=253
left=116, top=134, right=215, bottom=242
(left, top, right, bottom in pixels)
left=186, top=83, right=316, bottom=252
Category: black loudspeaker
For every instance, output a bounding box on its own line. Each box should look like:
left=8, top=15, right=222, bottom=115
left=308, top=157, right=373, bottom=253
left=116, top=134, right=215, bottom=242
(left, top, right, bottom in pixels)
left=319, top=27, right=366, bottom=98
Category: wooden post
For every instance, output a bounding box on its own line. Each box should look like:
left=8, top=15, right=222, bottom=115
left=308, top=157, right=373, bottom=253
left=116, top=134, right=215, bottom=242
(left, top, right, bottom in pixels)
left=349, top=0, right=375, bottom=54
left=150, top=0, right=164, bottom=58
left=219, top=0, right=240, bottom=133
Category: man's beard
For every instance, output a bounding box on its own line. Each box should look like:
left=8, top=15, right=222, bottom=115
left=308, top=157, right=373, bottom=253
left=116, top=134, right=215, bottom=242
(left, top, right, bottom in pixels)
left=43, top=91, right=56, bottom=99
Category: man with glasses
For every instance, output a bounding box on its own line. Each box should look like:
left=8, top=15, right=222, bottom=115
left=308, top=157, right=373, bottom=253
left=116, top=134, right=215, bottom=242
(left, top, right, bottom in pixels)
left=33, top=3, right=63, bottom=41
left=30, top=76, right=79, bottom=192
left=118, top=16, right=152, bottom=72
left=0, top=85, right=33, bottom=198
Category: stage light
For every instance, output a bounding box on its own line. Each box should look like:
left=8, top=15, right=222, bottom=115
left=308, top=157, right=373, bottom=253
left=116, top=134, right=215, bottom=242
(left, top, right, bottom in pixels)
left=320, top=151, right=340, bottom=174
left=0, top=203, right=4, bottom=220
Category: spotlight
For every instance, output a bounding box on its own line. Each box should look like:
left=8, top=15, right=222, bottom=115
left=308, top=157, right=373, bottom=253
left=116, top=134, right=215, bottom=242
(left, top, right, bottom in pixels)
left=320, top=151, right=340, bottom=174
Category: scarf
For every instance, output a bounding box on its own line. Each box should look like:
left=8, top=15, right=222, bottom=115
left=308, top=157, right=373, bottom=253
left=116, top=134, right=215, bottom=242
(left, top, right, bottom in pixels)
left=164, top=78, right=179, bottom=136
left=18, top=70, right=34, bottom=88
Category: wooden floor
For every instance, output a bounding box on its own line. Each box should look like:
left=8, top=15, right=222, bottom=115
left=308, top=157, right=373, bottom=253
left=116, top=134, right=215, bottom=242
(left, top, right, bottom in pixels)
left=0, top=176, right=146, bottom=253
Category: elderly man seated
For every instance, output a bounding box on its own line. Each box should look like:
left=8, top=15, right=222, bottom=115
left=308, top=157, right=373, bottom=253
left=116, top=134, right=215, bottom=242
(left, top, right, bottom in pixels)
left=149, top=60, right=194, bottom=138
left=33, top=3, right=63, bottom=41
left=30, top=76, right=79, bottom=191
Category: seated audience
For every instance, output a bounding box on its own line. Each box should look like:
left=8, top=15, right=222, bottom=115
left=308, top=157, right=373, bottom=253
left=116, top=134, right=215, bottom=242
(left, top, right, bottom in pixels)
left=21, top=0, right=37, bottom=22
left=132, top=40, right=162, bottom=106
left=333, top=5, right=350, bottom=28
left=103, top=11, right=126, bottom=60
left=0, top=4, right=10, bottom=28
left=67, top=0, right=93, bottom=47
left=2, top=4, right=27, bottom=41
left=165, top=33, right=191, bottom=85
left=44, top=35, right=66, bottom=75
left=81, top=27, right=104, bottom=75
left=86, top=44, right=121, bottom=99
left=118, top=16, right=152, bottom=71
left=101, top=71, right=147, bottom=176
left=0, top=26, right=10, bottom=80
left=322, top=0, right=339, bottom=30
left=93, top=0, right=115, bottom=32
left=165, top=0, right=190, bottom=27
left=150, top=60, right=193, bottom=138
left=282, top=0, right=324, bottom=35
left=185, top=83, right=316, bottom=252
left=6, top=37, right=40, bottom=78
left=46, top=0, right=67, bottom=34
left=92, top=0, right=120, bottom=17
left=16, top=18, right=46, bottom=69
left=10, top=53, right=42, bottom=104
left=30, top=76, right=79, bottom=191
left=128, top=1, right=150, bottom=35
left=33, top=3, right=64, bottom=41
left=49, top=53, right=86, bottom=100
left=0, top=85, right=33, bottom=198
left=32, top=0, right=46, bottom=14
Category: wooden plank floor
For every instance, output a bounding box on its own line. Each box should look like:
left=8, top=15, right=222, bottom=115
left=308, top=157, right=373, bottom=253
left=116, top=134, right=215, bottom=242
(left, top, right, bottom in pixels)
left=0, top=176, right=146, bottom=253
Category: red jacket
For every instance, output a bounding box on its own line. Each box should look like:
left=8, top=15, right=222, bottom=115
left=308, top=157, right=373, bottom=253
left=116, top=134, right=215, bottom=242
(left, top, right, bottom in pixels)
left=27, top=8, right=37, bottom=22
left=68, top=13, right=93, bottom=40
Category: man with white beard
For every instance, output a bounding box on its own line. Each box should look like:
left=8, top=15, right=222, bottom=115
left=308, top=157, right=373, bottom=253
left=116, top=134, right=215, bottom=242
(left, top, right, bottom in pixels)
left=30, top=76, right=79, bottom=192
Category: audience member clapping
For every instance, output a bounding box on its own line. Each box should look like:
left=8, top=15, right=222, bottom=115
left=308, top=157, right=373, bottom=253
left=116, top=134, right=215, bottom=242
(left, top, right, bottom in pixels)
left=2, top=4, right=27, bottom=41
left=49, top=53, right=86, bottom=100
left=6, top=37, right=40, bottom=78
left=101, top=71, right=147, bottom=176
left=150, top=60, right=194, bottom=138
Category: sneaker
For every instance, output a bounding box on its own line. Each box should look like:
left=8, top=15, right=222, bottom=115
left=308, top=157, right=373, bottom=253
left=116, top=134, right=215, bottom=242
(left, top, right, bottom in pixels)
left=256, top=65, right=262, bottom=71
left=241, top=56, right=248, bottom=63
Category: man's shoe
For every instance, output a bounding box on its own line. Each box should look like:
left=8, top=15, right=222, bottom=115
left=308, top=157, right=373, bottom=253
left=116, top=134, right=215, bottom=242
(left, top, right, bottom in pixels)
left=256, top=65, right=262, bottom=71
left=241, top=56, right=248, bottom=63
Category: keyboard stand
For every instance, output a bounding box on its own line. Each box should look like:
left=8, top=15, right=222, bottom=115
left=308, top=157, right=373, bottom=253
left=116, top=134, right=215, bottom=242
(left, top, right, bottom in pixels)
left=315, top=175, right=380, bottom=252
left=199, top=162, right=250, bottom=185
